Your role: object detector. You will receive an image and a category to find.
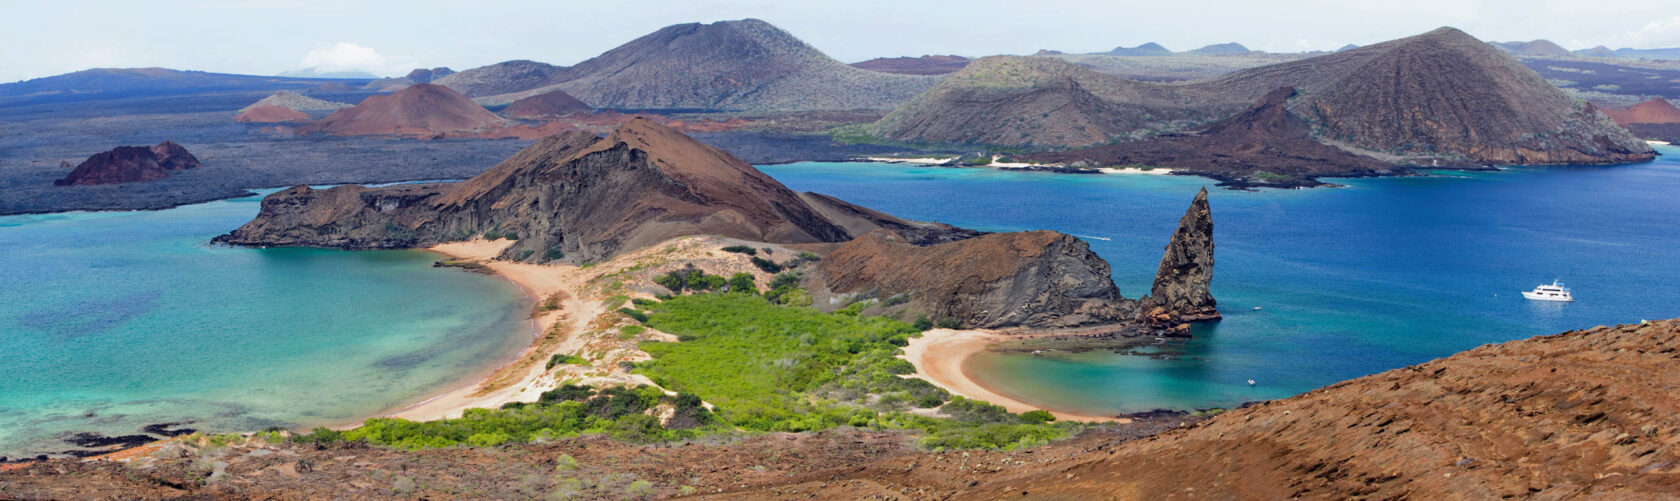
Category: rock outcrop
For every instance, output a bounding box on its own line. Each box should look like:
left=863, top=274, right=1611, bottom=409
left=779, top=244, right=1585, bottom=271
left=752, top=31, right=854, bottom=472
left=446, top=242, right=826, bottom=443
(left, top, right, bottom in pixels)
left=815, top=190, right=1217, bottom=330
left=216, top=118, right=956, bottom=262
left=818, top=230, right=1135, bottom=329
left=55, top=141, right=199, bottom=186
left=233, top=105, right=308, bottom=123
left=1139, top=187, right=1217, bottom=325
left=501, top=89, right=592, bottom=120
left=297, top=84, right=507, bottom=138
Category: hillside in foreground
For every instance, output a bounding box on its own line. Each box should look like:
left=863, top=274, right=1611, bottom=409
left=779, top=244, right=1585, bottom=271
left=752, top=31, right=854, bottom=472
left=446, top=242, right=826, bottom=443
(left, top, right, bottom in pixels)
left=6, top=315, right=1676, bottom=498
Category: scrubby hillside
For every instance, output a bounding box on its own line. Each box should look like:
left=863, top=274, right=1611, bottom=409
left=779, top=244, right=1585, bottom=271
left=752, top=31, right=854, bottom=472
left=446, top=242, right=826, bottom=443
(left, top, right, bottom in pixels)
left=431, top=60, right=566, bottom=98
left=869, top=56, right=1224, bottom=147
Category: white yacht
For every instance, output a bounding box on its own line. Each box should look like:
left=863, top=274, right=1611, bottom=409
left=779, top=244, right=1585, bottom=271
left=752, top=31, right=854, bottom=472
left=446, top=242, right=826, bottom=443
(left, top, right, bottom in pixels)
left=1522, top=280, right=1574, bottom=302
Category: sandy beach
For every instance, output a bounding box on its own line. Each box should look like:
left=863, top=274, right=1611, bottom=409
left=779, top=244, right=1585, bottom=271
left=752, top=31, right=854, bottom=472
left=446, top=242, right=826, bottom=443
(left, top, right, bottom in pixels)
left=369, top=238, right=1125, bottom=427
left=901, top=329, right=1126, bottom=423
left=381, top=239, right=589, bottom=422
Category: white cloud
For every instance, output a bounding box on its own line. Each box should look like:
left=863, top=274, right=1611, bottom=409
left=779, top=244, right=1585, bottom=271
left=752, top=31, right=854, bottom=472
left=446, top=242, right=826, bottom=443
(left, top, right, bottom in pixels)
left=1626, top=15, right=1680, bottom=48
left=302, top=42, right=383, bottom=71
left=298, top=42, right=417, bottom=76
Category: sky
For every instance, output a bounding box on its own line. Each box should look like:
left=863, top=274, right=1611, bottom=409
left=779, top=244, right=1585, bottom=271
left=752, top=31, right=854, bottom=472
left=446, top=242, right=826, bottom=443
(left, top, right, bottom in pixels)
left=5, top=0, right=1680, bottom=83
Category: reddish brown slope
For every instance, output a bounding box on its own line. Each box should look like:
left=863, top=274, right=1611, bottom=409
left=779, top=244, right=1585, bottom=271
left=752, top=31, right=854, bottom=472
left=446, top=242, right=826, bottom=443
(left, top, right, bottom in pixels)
left=501, top=89, right=592, bottom=119
left=1603, top=98, right=1680, bottom=125
left=298, top=83, right=506, bottom=137
left=233, top=104, right=308, bottom=123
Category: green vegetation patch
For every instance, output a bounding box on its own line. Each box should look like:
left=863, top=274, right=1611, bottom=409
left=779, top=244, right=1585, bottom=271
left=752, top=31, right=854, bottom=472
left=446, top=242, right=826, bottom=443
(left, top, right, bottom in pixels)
left=639, top=293, right=1078, bottom=448
left=297, top=290, right=1077, bottom=453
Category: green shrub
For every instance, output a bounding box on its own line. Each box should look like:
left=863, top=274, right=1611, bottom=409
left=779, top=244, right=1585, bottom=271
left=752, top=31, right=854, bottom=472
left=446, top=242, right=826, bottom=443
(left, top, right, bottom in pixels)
left=912, top=316, right=934, bottom=331
left=619, top=325, right=647, bottom=339
left=631, top=298, right=658, bottom=308
left=617, top=307, right=650, bottom=323
left=797, top=251, right=821, bottom=262
left=749, top=256, right=783, bottom=273
left=726, top=273, right=756, bottom=294
left=881, top=293, right=911, bottom=307
left=544, top=247, right=566, bottom=261
left=936, top=317, right=961, bottom=329
left=720, top=245, right=757, bottom=255
left=546, top=354, right=588, bottom=369
left=1019, top=410, right=1056, bottom=424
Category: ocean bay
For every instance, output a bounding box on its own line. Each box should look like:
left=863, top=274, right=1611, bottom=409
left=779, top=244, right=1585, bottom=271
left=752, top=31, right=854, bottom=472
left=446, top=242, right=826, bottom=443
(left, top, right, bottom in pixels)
left=760, top=147, right=1680, bottom=414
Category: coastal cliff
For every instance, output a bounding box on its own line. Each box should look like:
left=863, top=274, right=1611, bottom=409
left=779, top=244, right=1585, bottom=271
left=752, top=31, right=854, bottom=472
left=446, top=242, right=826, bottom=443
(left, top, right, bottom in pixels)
left=818, top=230, right=1136, bottom=328
left=816, top=189, right=1217, bottom=330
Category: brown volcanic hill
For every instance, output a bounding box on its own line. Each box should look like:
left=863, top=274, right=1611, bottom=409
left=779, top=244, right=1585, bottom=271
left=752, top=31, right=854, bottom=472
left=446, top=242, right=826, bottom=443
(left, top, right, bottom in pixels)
left=233, top=104, right=308, bottom=123
left=1492, top=39, right=1574, bottom=58
left=1602, top=98, right=1680, bottom=125
left=871, top=56, right=1217, bottom=148
left=431, top=60, right=566, bottom=98
left=1274, top=28, right=1652, bottom=165
left=501, top=89, right=592, bottom=120
left=849, top=55, right=971, bottom=75
left=817, top=230, right=1135, bottom=328
left=1024, top=87, right=1397, bottom=186
left=474, top=19, right=941, bottom=111
left=55, top=141, right=199, bottom=186
left=297, top=83, right=507, bottom=137
left=877, top=27, right=1652, bottom=166
left=215, top=118, right=962, bottom=262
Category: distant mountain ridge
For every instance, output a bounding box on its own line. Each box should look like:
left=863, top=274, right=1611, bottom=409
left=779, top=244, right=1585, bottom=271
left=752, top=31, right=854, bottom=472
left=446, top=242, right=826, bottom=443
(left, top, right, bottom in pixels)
left=849, top=55, right=971, bottom=75
left=0, top=68, right=366, bottom=104
left=1092, top=41, right=1254, bottom=57
left=442, top=19, right=941, bottom=111
left=875, top=27, right=1652, bottom=175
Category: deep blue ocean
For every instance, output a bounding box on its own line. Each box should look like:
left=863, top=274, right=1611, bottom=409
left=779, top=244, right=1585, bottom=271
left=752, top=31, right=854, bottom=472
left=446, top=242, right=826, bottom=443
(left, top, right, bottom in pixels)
left=759, top=145, right=1680, bottom=415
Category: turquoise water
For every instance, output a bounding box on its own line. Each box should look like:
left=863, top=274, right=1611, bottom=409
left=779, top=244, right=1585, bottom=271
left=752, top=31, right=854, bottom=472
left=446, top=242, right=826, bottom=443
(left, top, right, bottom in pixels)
left=0, top=192, right=532, bottom=457
left=759, top=146, right=1680, bottom=415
